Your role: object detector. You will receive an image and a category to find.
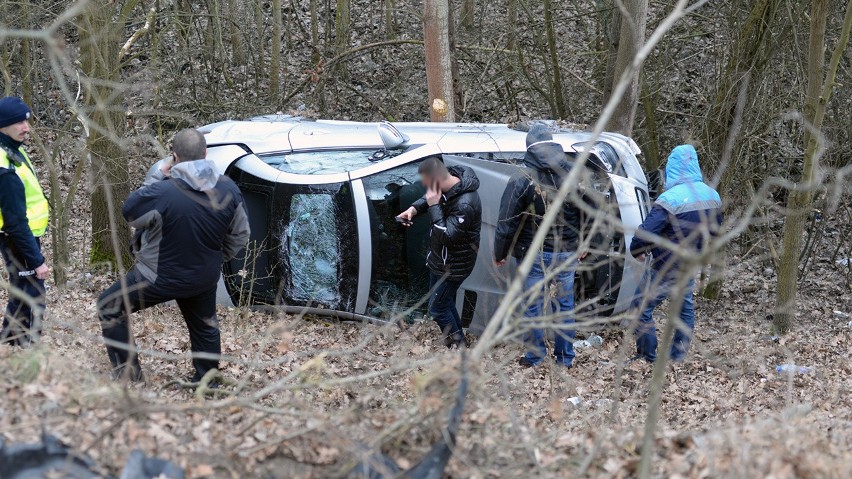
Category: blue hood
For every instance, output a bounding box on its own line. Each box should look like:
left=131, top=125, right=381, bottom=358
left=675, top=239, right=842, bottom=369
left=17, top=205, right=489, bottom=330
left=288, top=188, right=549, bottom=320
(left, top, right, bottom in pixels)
left=656, top=145, right=721, bottom=214
left=665, top=145, right=703, bottom=190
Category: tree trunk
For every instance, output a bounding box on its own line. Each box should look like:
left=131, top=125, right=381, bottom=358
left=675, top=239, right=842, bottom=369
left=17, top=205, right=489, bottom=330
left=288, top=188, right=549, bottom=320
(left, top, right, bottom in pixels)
left=20, top=0, right=34, bottom=107
left=228, top=0, right=245, bottom=65
left=335, top=0, right=351, bottom=53
left=384, top=0, right=396, bottom=39
left=601, top=0, right=621, bottom=101
left=605, top=0, right=648, bottom=135
left=311, top=0, right=321, bottom=62
left=460, top=0, right=475, bottom=29
left=252, top=0, right=266, bottom=89
left=543, top=0, right=566, bottom=119
left=78, top=0, right=131, bottom=270
left=774, top=0, right=852, bottom=334
left=703, top=0, right=783, bottom=194
left=270, top=0, right=282, bottom=105
left=639, top=70, right=660, bottom=169
left=423, top=0, right=456, bottom=121
left=699, top=0, right=784, bottom=299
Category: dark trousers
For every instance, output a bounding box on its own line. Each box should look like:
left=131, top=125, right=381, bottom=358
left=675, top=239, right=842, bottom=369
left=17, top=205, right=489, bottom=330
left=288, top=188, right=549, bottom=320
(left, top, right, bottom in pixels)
left=97, top=268, right=220, bottom=382
left=428, top=271, right=465, bottom=348
left=0, top=235, right=45, bottom=345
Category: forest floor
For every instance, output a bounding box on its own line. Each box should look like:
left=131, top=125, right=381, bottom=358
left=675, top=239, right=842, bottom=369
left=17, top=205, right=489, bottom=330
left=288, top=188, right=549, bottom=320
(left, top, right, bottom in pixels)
left=1, top=217, right=851, bottom=479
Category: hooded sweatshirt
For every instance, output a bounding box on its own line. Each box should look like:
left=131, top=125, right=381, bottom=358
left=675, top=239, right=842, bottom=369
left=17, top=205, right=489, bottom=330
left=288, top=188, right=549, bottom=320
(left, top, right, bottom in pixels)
left=123, top=159, right=251, bottom=291
left=411, top=165, right=483, bottom=282
left=630, top=145, right=722, bottom=269
left=493, top=140, right=585, bottom=262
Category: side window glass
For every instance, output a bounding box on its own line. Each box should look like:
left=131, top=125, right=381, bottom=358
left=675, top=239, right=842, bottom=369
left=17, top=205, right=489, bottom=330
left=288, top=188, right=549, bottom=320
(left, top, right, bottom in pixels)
left=361, top=161, right=429, bottom=320
left=287, top=193, right=340, bottom=303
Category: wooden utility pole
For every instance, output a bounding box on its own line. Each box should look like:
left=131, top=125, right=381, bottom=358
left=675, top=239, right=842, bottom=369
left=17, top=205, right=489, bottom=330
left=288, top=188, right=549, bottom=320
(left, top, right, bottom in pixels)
left=423, top=0, right=456, bottom=122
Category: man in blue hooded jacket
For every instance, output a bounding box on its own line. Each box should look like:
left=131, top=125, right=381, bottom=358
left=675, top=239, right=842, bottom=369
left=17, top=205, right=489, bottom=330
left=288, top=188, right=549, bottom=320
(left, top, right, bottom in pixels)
left=629, top=145, right=722, bottom=362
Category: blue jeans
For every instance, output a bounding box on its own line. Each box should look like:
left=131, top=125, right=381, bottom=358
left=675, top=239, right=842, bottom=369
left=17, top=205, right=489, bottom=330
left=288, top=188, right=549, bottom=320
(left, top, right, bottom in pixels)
left=429, top=272, right=465, bottom=348
left=632, top=267, right=695, bottom=362
left=523, top=251, right=578, bottom=366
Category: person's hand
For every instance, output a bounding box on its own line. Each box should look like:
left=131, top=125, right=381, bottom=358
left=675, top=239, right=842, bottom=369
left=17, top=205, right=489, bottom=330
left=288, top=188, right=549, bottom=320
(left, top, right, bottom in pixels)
left=35, top=263, right=49, bottom=280
left=160, top=156, right=175, bottom=177
left=635, top=254, right=646, bottom=262
left=579, top=251, right=589, bottom=261
left=425, top=181, right=441, bottom=206
left=397, top=207, right=417, bottom=226
left=495, top=259, right=507, bottom=267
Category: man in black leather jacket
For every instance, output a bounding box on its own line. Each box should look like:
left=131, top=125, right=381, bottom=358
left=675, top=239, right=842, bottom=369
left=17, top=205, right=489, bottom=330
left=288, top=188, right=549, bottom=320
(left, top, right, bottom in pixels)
left=398, top=157, right=482, bottom=348
left=494, top=126, right=589, bottom=368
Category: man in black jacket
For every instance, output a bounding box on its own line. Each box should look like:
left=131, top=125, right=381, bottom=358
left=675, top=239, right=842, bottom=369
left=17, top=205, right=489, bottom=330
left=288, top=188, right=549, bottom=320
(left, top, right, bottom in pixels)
left=397, top=157, right=482, bottom=348
left=494, top=126, right=588, bottom=368
left=97, top=129, right=250, bottom=382
left=0, top=97, right=50, bottom=346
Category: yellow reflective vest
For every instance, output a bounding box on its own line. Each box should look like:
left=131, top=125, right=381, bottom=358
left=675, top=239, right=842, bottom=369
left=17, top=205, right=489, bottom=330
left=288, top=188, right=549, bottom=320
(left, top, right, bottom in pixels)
left=0, top=146, right=49, bottom=237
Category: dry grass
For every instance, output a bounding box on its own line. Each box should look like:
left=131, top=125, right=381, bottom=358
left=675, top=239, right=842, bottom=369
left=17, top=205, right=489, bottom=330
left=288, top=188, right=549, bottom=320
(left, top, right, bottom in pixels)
left=1, top=250, right=851, bottom=478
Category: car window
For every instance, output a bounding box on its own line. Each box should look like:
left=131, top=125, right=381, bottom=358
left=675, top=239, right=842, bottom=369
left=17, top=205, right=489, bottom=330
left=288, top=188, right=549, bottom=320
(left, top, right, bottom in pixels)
left=361, top=161, right=430, bottom=320
left=286, top=193, right=341, bottom=303
left=262, top=150, right=376, bottom=175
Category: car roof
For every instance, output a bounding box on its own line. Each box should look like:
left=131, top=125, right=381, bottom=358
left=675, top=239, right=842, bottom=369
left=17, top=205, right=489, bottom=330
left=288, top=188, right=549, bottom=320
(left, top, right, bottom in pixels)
left=202, top=116, right=638, bottom=155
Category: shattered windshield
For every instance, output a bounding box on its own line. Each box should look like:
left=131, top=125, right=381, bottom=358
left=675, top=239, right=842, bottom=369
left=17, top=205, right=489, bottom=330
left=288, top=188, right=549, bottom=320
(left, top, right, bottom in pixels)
left=262, top=150, right=380, bottom=175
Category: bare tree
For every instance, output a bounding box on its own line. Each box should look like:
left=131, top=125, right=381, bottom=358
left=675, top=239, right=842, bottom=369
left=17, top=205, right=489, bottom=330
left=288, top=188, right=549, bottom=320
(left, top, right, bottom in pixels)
left=604, top=0, right=648, bottom=136
left=228, top=0, right=245, bottom=65
left=78, top=0, right=133, bottom=269
left=460, top=0, right=475, bottom=29
left=774, top=0, right=852, bottom=334
left=423, top=0, right=456, bottom=121
left=543, top=0, right=567, bottom=118
left=335, top=0, right=351, bottom=54
left=271, top=0, right=283, bottom=105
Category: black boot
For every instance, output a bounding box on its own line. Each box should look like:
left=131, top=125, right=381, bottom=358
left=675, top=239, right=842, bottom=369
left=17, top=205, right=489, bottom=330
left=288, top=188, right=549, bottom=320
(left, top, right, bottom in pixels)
left=107, top=347, right=144, bottom=383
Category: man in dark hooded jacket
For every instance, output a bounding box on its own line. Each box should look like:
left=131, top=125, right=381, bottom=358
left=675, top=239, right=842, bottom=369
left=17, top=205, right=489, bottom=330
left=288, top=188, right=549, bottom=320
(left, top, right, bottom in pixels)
left=97, top=129, right=251, bottom=382
left=494, top=126, right=588, bottom=368
left=397, top=157, right=482, bottom=348
left=629, top=145, right=722, bottom=363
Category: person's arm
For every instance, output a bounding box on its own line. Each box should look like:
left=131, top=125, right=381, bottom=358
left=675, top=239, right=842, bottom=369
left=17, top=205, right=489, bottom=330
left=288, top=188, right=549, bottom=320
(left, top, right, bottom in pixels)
left=493, top=175, right=532, bottom=263
left=223, top=194, right=251, bottom=261
left=428, top=201, right=478, bottom=248
left=411, top=197, right=429, bottom=216
left=629, top=204, right=669, bottom=258
left=122, top=183, right=163, bottom=229
left=0, top=171, right=44, bottom=269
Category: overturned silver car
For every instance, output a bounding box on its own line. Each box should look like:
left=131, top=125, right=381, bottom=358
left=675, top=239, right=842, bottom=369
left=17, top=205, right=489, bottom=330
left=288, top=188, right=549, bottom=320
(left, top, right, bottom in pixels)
left=148, top=117, right=651, bottom=335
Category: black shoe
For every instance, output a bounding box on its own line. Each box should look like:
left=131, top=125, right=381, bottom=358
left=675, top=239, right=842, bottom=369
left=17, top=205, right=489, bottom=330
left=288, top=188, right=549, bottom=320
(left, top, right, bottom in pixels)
left=518, top=357, right=538, bottom=368
left=111, top=364, right=145, bottom=383
left=443, top=332, right=466, bottom=349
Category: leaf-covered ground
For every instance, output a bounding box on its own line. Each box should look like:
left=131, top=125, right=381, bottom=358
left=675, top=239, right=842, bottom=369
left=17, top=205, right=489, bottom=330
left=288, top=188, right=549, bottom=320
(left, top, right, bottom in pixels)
left=1, top=243, right=851, bottom=478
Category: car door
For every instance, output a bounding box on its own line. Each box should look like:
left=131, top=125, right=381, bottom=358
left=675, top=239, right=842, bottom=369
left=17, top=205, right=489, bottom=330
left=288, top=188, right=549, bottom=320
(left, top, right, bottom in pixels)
left=441, top=155, right=519, bottom=335
left=224, top=154, right=359, bottom=312
left=348, top=145, right=444, bottom=320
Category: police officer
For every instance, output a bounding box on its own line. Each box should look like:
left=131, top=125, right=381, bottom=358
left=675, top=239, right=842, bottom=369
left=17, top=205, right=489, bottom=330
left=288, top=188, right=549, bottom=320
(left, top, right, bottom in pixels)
left=0, top=97, right=49, bottom=346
